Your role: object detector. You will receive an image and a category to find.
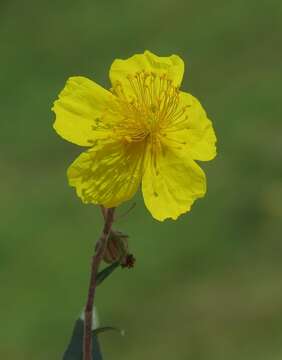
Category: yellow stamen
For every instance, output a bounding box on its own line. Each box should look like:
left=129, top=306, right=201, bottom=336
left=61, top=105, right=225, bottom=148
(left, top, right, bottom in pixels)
left=111, top=71, right=189, bottom=146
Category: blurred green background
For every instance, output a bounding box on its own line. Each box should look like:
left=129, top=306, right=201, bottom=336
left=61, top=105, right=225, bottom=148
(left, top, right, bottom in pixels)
left=1, top=0, right=282, bottom=359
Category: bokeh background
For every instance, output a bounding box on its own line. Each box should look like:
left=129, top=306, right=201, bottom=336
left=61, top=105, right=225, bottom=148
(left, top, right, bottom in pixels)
left=1, top=0, right=282, bottom=359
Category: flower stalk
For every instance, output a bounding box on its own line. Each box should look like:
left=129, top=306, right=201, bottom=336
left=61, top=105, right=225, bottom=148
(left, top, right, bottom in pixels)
left=83, top=207, right=115, bottom=360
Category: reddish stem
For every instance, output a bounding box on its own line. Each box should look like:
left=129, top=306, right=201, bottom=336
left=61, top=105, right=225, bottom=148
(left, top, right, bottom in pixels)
left=83, top=207, right=115, bottom=360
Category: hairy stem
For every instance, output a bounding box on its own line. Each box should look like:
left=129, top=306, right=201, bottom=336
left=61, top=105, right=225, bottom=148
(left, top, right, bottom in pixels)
left=83, top=207, right=115, bottom=360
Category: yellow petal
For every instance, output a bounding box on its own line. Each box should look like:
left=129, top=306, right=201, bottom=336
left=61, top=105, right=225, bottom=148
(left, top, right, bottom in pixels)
left=52, top=76, right=114, bottom=146
left=164, top=92, right=217, bottom=161
left=144, top=51, right=184, bottom=86
left=142, top=145, right=206, bottom=221
left=109, top=50, right=184, bottom=98
left=67, top=141, right=145, bottom=208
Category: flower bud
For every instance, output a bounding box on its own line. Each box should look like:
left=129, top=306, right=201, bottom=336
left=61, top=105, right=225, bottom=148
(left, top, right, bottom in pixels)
left=103, top=230, right=129, bottom=264
left=121, top=254, right=136, bottom=269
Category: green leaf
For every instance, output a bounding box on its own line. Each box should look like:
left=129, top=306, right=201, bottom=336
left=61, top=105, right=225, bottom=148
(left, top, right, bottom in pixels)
left=62, top=319, right=102, bottom=360
left=96, top=261, right=120, bottom=286
left=93, top=326, right=125, bottom=337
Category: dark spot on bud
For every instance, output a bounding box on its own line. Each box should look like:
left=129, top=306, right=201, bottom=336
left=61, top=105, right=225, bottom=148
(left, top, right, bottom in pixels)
left=121, top=254, right=136, bottom=269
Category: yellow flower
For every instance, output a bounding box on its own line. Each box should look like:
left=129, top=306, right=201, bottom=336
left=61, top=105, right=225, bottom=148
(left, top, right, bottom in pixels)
left=52, top=51, right=216, bottom=221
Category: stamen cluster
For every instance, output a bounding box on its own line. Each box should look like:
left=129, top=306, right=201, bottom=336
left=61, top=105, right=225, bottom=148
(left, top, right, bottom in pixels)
left=111, top=71, right=188, bottom=145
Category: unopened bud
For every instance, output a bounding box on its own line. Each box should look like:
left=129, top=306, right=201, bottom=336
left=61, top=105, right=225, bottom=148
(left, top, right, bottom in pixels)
left=103, top=230, right=129, bottom=264
left=121, top=254, right=136, bottom=269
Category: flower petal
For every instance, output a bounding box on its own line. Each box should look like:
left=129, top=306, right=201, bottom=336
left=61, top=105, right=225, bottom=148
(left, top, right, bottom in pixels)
left=144, top=51, right=184, bottom=86
left=67, top=141, right=145, bottom=208
left=109, top=50, right=184, bottom=96
left=142, top=145, right=206, bottom=221
left=52, top=76, right=114, bottom=146
left=164, top=92, right=217, bottom=161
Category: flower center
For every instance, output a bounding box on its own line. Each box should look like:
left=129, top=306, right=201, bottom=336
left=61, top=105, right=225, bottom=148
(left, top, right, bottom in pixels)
left=111, top=71, right=182, bottom=144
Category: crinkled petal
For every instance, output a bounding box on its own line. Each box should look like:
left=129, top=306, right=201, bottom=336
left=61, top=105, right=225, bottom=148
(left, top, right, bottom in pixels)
left=142, top=144, right=206, bottom=221
left=109, top=50, right=184, bottom=98
left=164, top=92, right=217, bottom=161
left=52, top=76, right=115, bottom=146
left=67, top=141, right=145, bottom=208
